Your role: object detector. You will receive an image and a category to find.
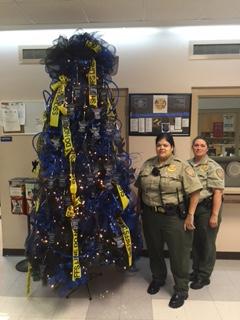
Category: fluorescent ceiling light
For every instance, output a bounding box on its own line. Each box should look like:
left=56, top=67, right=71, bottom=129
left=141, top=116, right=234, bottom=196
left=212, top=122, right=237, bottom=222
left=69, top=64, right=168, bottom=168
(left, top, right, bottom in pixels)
left=0, top=27, right=160, bottom=47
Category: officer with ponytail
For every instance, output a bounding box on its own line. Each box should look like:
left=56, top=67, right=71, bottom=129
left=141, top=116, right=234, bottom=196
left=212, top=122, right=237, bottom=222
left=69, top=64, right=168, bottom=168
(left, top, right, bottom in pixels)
left=188, top=136, right=224, bottom=289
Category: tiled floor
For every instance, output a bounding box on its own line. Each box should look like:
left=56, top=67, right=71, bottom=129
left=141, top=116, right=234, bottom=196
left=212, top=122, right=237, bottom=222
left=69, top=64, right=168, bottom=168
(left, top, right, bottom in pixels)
left=1, top=219, right=240, bottom=320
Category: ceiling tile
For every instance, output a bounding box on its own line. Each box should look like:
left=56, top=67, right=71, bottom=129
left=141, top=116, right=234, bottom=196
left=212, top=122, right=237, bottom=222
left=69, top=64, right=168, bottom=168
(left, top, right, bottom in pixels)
left=16, top=0, right=88, bottom=25
left=0, top=2, right=31, bottom=25
left=1, top=0, right=240, bottom=30
left=81, top=0, right=145, bottom=23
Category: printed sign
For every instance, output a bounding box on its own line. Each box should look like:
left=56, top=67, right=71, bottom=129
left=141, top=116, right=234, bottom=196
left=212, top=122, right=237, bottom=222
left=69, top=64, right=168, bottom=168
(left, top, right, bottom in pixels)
left=129, top=93, right=191, bottom=136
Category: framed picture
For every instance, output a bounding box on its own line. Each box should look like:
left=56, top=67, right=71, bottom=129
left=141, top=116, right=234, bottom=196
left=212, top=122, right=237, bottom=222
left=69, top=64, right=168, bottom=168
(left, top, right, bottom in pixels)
left=129, top=93, right=191, bottom=136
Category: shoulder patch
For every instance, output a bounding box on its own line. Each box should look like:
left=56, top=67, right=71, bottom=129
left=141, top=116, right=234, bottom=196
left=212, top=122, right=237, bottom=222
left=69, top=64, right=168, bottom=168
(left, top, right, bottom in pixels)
left=185, top=166, right=196, bottom=177
left=216, top=168, right=224, bottom=180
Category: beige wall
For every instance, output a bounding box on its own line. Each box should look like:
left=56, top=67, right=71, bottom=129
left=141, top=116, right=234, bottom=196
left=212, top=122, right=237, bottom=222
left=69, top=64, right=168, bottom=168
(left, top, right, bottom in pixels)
left=1, top=28, right=240, bottom=252
left=217, top=204, right=240, bottom=251
left=0, top=134, right=36, bottom=249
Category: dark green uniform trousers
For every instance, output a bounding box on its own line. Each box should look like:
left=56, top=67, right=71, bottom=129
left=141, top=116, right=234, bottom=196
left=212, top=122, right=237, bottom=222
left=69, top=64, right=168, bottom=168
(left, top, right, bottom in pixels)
left=192, top=203, right=222, bottom=281
left=142, top=205, right=193, bottom=293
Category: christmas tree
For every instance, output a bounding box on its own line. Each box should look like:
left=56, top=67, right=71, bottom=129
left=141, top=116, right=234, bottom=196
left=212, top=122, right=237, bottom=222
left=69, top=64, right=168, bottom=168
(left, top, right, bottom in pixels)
left=25, top=32, right=142, bottom=297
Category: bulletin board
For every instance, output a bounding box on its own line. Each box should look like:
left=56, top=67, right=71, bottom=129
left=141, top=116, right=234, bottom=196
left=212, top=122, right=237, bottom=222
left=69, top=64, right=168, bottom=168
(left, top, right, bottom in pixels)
left=129, top=93, right=191, bottom=136
left=0, top=100, right=45, bottom=135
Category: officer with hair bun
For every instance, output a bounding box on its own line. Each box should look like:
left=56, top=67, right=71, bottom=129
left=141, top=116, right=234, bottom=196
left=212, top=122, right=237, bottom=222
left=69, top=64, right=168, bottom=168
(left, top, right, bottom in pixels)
left=188, top=136, right=224, bottom=289
left=135, top=133, right=202, bottom=308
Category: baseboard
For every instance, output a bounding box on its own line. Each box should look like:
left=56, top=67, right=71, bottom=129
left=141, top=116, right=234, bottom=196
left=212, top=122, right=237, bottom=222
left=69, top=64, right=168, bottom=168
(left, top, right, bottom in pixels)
left=141, top=249, right=240, bottom=260
left=216, top=252, right=240, bottom=259
left=3, top=249, right=25, bottom=256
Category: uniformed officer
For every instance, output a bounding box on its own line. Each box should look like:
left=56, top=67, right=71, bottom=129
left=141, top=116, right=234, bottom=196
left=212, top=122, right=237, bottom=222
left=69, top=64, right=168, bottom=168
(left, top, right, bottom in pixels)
left=188, top=136, right=224, bottom=289
left=135, top=133, right=202, bottom=308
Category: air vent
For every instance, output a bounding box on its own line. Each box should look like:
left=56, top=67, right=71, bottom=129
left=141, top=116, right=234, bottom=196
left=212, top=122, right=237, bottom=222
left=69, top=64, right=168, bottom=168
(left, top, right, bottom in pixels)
left=19, top=46, right=49, bottom=64
left=189, top=41, right=240, bottom=60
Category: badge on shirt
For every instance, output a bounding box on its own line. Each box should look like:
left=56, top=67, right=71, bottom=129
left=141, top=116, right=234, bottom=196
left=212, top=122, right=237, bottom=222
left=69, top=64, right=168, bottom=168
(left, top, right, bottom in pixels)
left=200, top=164, right=208, bottom=172
left=167, top=164, right=176, bottom=173
left=185, top=166, right=196, bottom=177
left=216, top=168, right=224, bottom=180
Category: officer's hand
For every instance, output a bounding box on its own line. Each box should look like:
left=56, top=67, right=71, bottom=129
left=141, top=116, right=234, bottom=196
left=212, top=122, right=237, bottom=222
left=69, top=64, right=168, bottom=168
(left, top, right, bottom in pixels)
left=184, top=214, right=195, bottom=231
left=209, top=214, right=218, bottom=229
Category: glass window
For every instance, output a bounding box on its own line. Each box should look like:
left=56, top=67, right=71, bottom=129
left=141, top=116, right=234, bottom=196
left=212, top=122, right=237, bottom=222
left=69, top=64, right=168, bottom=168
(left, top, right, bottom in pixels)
left=198, top=96, right=240, bottom=187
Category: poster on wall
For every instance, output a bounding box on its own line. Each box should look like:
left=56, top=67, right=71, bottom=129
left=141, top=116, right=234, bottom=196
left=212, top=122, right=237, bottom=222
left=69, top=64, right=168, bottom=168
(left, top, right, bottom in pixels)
left=0, top=101, right=25, bottom=133
left=129, top=93, right=191, bottom=136
left=223, top=114, right=235, bottom=132
left=0, top=100, right=45, bottom=135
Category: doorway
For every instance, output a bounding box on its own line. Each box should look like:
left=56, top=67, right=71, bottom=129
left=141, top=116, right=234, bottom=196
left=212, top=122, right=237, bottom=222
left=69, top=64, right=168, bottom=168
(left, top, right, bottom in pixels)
left=192, top=87, right=240, bottom=187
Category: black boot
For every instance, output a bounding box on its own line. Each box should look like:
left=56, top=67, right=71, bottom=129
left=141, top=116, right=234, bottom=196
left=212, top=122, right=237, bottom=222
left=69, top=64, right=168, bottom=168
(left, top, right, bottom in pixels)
left=147, top=279, right=165, bottom=295
left=189, top=271, right=197, bottom=282
left=169, top=291, right=188, bottom=308
left=190, top=278, right=210, bottom=290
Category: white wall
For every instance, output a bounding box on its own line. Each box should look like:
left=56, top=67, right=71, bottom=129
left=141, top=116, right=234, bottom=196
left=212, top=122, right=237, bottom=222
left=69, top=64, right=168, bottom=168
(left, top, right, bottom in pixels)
left=1, top=26, right=240, bottom=252
left=0, top=135, right=36, bottom=249
left=114, top=29, right=240, bottom=92
left=1, top=27, right=240, bottom=99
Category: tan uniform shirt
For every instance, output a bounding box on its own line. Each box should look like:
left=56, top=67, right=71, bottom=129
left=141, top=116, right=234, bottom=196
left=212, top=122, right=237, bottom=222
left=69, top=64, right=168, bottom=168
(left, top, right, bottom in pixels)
left=188, top=155, right=225, bottom=201
left=135, top=155, right=202, bottom=207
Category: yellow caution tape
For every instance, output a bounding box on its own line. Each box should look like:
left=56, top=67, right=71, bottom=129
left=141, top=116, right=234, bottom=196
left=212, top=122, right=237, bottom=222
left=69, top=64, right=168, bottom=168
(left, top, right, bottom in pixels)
left=117, top=217, right=132, bottom=267
left=69, top=174, right=77, bottom=201
left=85, top=40, right=101, bottom=53
left=65, top=151, right=82, bottom=218
left=72, top=227, right=81, bottom=281
left=58, top=104, right=68, bottom=116
left=66, top=204, right=75, bottom=218
left=89, top=95, right=97, bottom=108
left=62, top=119, right=73, bottom=156
left=50, top=75, right=68, bottom=127
left=65, top=196, right=82, bottom=218
left=88, top=59, right=98, bottom=108
left=88, top=59, right=97, bottom=85
left=69, top=151, right=77, bottom=201
left=33, top=162, right=40, bottom=177
left=69, top=151, right=76, bottom=165
left=26, top=262, right=32, bottom=296
left=115, top=184, right=129, bottom=210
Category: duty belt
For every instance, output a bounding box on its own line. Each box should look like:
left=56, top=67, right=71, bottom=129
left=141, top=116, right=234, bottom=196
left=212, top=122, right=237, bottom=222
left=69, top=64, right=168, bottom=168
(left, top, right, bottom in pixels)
left=199, top=196, right=213, bottom=208
left=148, top=204, right=178, bottom=216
